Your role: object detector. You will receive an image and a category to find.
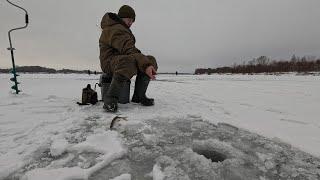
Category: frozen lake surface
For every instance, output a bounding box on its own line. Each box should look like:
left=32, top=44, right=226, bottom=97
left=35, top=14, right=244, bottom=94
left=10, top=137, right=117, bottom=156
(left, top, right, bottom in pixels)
left=0, top=74, right=319, bottom=179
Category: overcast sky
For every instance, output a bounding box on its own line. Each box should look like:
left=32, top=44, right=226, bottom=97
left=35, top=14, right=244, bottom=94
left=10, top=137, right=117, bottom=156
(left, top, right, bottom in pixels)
left=1, top=0, right=320, bottom=73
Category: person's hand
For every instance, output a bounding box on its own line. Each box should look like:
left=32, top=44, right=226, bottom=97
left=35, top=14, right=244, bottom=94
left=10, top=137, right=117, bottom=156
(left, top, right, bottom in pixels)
left=145, top=66, right=157, bottom=80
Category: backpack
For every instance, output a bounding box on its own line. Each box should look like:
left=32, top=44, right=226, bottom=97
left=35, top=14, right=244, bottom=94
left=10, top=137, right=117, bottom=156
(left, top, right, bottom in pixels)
left=77, top=84, right=98, bottom=105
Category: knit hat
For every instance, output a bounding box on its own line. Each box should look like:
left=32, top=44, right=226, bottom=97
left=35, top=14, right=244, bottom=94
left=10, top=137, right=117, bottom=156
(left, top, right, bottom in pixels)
left=118, top=5, right=136, bottom=22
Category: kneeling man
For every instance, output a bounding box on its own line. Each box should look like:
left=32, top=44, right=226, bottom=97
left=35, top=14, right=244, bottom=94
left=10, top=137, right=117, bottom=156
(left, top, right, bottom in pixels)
left=99, top=5, right=158, bottom=112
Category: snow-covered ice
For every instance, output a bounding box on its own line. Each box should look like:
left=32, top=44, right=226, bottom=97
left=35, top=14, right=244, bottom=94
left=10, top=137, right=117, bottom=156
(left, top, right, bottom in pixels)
left=50, top=138, right=69, bottom=157
left=152, top=164, right=164, bottom=180
left=110, top=174, right=131, bottom=180
left=0, top=73, right=319, bottom=179
left=110, top=117, right=319, bottom=179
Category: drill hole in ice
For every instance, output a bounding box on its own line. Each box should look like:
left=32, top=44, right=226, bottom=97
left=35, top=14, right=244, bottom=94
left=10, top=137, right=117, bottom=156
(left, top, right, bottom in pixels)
left=193, top=147, right=227, bottom=163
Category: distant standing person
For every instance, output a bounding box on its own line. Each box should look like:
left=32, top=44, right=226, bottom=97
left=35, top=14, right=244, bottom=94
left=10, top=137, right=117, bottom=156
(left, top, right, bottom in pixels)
left=176, top=71, right=178, bottom=76
left=99, top=5, right=158, bottom=112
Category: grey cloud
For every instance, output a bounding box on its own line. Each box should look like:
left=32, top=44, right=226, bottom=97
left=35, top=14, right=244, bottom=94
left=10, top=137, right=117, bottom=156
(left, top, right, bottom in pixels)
left=1, top=0, right=320, bottom=73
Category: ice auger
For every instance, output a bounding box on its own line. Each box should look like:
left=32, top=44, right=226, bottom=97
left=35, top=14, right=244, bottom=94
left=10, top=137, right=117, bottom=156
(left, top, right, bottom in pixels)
left=7, top=0, right=29, bottom=94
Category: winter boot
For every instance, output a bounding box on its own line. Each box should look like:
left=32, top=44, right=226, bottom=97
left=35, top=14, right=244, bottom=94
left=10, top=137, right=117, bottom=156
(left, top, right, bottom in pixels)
left=103, top=74, right=129, bottom=112
left=131, top=72, right=154, bottom=106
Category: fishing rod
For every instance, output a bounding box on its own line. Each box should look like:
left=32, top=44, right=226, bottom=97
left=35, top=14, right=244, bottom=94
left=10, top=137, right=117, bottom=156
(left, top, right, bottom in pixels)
left=7, top=0, right=29, bottom=94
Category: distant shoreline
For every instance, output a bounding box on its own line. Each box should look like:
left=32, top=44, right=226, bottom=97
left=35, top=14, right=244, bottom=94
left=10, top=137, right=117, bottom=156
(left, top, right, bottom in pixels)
left=1, top=65, right=319, bottom=76
left=0, top=72, right=319, bottom=76
left=0, top=66, right=192, bottom=75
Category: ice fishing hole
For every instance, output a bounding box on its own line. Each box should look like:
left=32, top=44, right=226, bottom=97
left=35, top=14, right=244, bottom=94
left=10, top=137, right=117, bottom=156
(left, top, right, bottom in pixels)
left=193, top=148, right=227, bottom=162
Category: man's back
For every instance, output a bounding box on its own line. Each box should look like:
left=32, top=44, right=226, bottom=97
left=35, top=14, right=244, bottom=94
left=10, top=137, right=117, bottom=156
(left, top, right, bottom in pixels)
left=99, top=13, right=140, bottom=72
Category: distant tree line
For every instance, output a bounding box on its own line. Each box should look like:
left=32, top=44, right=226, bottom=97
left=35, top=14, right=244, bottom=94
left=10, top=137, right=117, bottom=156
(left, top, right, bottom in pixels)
left=0, top=66, right=102, bottom=74
left=195, top=55, right=320, bottom=74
